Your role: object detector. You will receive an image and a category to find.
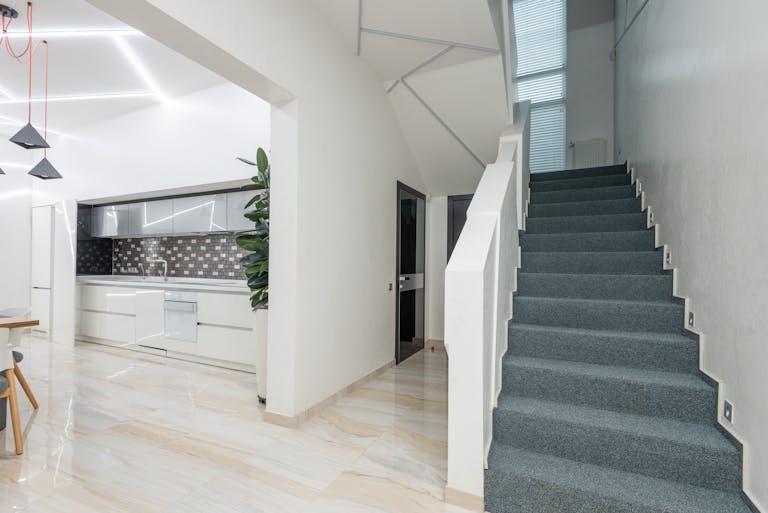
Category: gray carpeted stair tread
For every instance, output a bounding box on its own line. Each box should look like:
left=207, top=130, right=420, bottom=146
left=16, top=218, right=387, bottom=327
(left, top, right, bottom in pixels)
left=493, top=397, right=740, bottom=490
left=520, top=230, right=655, bottom=252
left=530, top=173, right=631, bottom=192
left=516, top=272, right=673, bottom=301
left=505, top=357, right=710, bottom=392
left=508, top=322, right=697, bottom=373
left=485, top=446, right=751, bottom=513
left=531, top=184, right=636, bottom=204
left=530, top=164, right=627, bottom=183
left=496, top=396, right=735, bottom=452
left=521, top=251, right=664, bottom=275
left=528, top=197, right=642, bottom=217
left=526, top=212, right=647, bottom=234
left=503, top=356, right=715, bottom=423
left=513, top=296, right=683, bottom=333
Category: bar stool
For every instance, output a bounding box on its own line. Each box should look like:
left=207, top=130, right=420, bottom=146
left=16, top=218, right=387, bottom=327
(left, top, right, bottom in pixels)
left=0, top=307, right=38, bottom=409
left=0, top=328, right=23, bottom=454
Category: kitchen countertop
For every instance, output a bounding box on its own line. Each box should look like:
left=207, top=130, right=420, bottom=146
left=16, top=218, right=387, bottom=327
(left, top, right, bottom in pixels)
left=76, top=275, right=250, bottom=293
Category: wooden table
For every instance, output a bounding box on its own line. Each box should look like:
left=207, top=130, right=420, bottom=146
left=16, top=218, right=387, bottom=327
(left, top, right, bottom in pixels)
left=0, top=318, right=39, bottom=330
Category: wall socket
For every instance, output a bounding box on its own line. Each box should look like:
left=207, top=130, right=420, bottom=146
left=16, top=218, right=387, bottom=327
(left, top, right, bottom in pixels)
left=665, top=251, right=671, bottom=265
left=649, top=211, right=654, bottom=224
left=688, top=311, right=695, bottom=327
left=724, top=400, right=734, bottom=423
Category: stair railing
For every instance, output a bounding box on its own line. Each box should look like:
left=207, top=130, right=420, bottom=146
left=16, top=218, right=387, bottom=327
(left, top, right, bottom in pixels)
left=444, top=101, right=530, bottom=509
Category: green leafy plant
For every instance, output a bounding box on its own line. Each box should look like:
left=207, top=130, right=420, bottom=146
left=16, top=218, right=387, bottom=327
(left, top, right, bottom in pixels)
left=236, top=148, right=270, bottom=309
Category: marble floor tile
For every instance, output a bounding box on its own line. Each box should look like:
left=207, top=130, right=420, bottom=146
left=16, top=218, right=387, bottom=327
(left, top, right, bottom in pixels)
left=0, top=338, right=473, bottom=513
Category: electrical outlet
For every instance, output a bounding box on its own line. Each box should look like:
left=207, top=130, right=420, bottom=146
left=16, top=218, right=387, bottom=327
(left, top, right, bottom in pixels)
left=665, top=251, right=671, bottom=265
left=724, top=400, right=734, bottom=423
left=637, top=181, right=642, bottom=193
left=649, top=211, right=654, bottom=224
left=688, top=311, right=695, bottom=327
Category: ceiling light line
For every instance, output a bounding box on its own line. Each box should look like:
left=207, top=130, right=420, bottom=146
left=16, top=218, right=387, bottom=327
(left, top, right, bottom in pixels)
left=360, top=27, right=500, bottom=54
left=0, top=91, right=157, bottom=104
left=114, top=35, right=165, bottom=101
left=2, top=29, right=142, bottom=39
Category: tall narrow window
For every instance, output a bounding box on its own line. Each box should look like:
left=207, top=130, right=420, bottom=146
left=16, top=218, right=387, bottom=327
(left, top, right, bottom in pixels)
left=513, top=0, right=567, bottom=172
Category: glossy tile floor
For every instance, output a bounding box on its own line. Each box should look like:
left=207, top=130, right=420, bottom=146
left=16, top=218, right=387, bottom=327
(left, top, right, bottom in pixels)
left=0, top=337, right=471, bottom=513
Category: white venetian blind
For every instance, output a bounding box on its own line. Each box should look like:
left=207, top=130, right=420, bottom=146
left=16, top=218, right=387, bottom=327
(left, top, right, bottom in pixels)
left=513, top=0, right=567, bottom=172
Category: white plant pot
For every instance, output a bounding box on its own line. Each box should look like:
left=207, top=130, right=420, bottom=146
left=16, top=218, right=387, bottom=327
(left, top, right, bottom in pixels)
left=254, top=307, right=268, bottom=403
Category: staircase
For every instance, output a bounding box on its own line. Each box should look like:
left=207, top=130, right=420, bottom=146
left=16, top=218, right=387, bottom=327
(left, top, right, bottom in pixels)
left=485, top=164, right=752, bottom=513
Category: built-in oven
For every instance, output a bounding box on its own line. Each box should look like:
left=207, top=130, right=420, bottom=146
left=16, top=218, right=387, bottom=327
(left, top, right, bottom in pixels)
left=164, top=291, right=197, bottom=342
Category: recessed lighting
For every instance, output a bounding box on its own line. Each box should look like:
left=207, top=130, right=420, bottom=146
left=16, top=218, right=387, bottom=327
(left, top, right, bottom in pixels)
left=2, top=29, right=142, bottom=39
left=0, top=91, right=158, bottom=104
left=0, top=162, right=29, bottom=169
left=114, top=35, right=166, bottom=101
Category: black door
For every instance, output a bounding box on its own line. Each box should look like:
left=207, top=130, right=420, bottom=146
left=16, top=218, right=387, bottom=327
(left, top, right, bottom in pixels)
left=396, top=182, right=426, bottom=364
left=447, top=194, right=473, bottom=260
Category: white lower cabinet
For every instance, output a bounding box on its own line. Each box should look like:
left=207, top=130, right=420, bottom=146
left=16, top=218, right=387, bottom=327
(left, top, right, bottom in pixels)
left=76, top=283, right=261, bottom=373
left=79, top=311, right=134, bottom=343
left=197, top=325, right=257, bottom=366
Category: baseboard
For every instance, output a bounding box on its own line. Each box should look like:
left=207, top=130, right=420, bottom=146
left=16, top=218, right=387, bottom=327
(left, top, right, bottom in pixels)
left=263, top=359, right=396, bottom=428
left=444, top=486, right=484, bottom=512
left=427, top=338, right=444, bottom=350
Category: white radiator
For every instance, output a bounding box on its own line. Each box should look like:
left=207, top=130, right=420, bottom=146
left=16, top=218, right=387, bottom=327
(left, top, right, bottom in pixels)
left=570, top=138, right=607, bottom=168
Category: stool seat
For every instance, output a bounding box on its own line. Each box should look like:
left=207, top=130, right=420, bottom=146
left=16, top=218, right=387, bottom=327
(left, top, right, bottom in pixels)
left=0, top=374, right=7, bottom=392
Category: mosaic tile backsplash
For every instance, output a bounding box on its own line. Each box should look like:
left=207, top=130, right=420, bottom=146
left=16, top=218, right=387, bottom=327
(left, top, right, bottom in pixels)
left=77, top=239, right=114, bottom=275
left=112, top=235, right=246, bottom=279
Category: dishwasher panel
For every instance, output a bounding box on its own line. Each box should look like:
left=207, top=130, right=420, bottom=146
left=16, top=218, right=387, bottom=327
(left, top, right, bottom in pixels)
left=164, top=291, right=198, bottom=342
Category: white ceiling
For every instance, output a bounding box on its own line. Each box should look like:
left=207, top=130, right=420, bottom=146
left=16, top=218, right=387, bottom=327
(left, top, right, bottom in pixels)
left=0, top=0, right=226, bottom=134
left=309, top=0, right=509, bottom=195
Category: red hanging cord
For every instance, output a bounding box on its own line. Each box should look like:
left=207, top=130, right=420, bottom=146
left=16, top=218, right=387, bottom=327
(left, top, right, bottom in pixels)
left=27, top=5, right=32, bottom=122
left=43, top=40, right=48, bottom=154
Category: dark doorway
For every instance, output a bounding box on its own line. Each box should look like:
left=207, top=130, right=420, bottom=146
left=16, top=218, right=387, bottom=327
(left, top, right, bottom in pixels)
left=447, top=194, right=473, bottom=260
left=396, top=182, right=426, bottom=364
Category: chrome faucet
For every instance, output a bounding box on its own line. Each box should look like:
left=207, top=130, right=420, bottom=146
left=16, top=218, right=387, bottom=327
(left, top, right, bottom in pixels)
left=147, top=259, right=168, bottom=281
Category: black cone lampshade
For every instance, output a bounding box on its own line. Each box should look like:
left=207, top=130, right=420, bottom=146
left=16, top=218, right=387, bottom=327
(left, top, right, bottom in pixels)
left=28, top=157, right=62, bottom=180
left=10, top=123, right=50, bottom=150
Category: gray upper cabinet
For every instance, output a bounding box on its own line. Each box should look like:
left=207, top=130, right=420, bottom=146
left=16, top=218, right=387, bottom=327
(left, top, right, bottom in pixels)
left=88, top=191, right=255, bottom=238
left=92, top=205, right=130, bottom=237
left=226, top=190, right=255, bottom=231
left=172, top=194, right=228, bottom=234
left=127, top=199, right=174, bottom=237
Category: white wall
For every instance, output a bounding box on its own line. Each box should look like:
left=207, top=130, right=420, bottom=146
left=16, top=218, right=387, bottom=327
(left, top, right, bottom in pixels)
left=88, top=0, right=428, bottom=418
left=567, top=21, right=615, bottom=167
left=614, top=1, right=768, bottom=508
left=426, top=196, right=447, bottom=341
left=0, top=173, right=32, bottom=310
left=36, top=83, right=271, bottom=201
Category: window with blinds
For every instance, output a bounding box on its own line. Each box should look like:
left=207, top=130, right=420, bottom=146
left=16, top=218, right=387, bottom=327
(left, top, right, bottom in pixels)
left=513, top=0, right=567, bottom=172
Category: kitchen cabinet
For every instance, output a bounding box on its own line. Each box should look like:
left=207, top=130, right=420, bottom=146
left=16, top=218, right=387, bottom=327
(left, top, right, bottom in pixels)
left=197, top=292, right=254, bottom=329
left=31, top=205, right=53, bottom=334
left=128, top=199, right=174, bottom=236
left=172, top=194, right=227, bottom=234
left=75, top=280, right=262, bottom=374
left=197, top=325, right=257, bottom=365
left=226, top=190, right=256, bottom=231
left=92, top=205, right=130, bottom=237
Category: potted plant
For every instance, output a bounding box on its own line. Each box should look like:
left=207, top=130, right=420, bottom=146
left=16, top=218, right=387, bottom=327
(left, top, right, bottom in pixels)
left=236, top=147, right=270, bottom=403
